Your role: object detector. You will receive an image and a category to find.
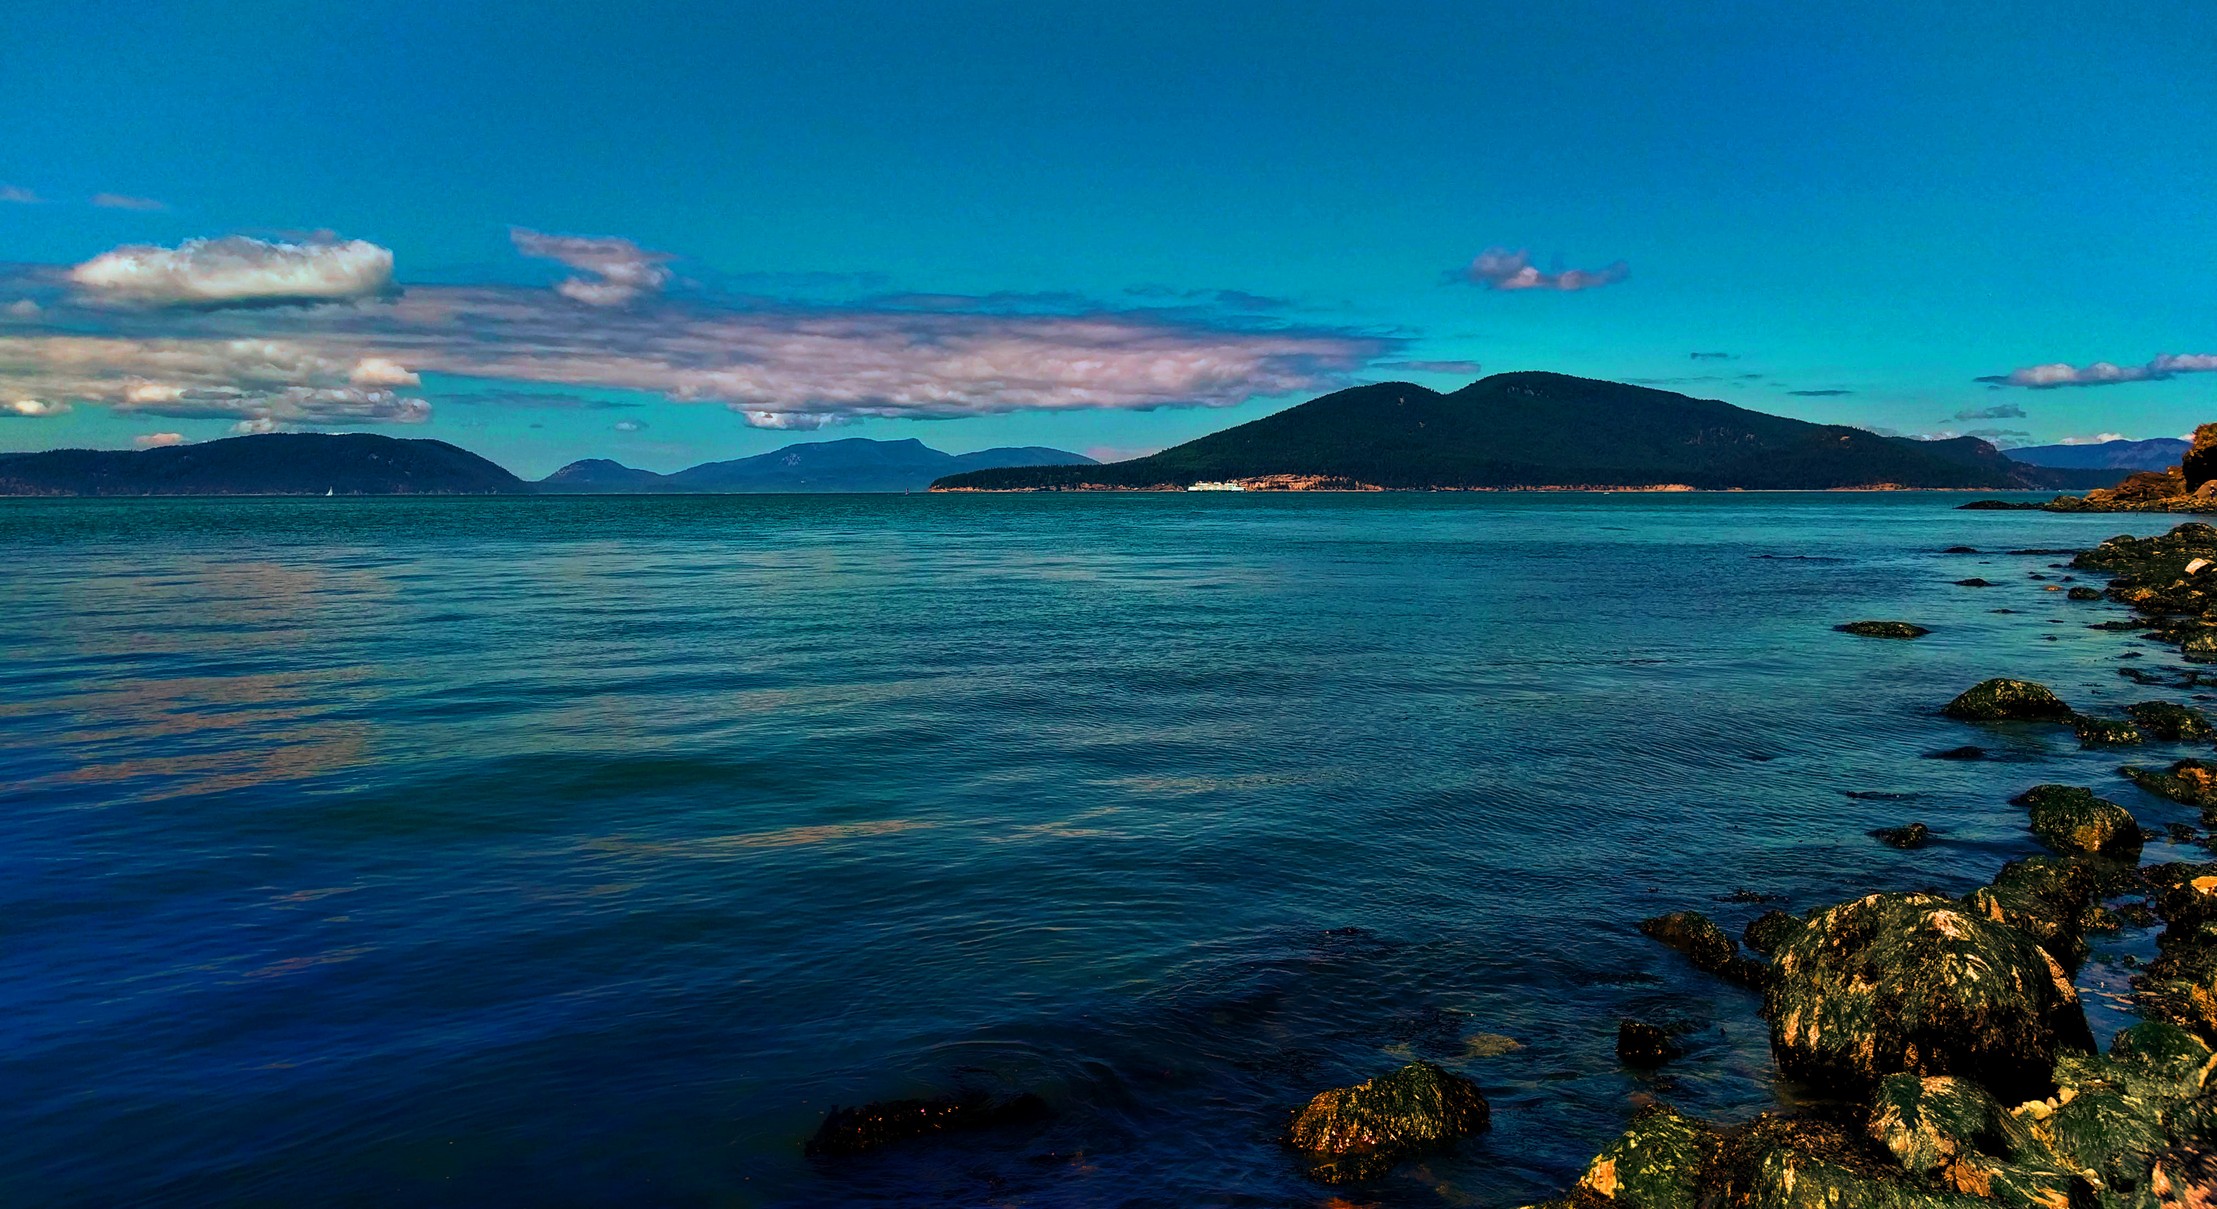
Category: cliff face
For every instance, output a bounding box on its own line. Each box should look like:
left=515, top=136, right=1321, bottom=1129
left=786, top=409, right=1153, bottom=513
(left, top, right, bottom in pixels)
left=0, top=433, right=527, bottom=496
left=2049, top=424, right=2217, bottom=513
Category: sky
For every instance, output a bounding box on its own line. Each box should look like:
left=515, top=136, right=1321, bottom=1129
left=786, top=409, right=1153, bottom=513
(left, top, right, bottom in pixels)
left=2, top=0, right=2213, bottom=476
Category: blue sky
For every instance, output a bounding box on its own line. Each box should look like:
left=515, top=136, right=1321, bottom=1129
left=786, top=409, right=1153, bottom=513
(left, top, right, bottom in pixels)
left=3, top=0, right=2213, bottom=475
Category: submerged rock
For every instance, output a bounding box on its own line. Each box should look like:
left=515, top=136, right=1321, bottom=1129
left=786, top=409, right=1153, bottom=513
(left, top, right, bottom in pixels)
left=2072, top=714, right=2147, bottom=747
left=1955, top=577, right=1996, bottom=587
left=1766, top=892, right=2094, bottom=1101
left=2126, top=759, right=2217, bottom=807
left=1286, top=1060, right=1490, bottom=1182
left=1942, top=679, right=2074, bottom=722
left=1617, top=1020, right=1682, bottom=1068
left=1872, top=822, right=1932, bottom=849
left=804, top=1091, right=1049, bottom=1157
left=1837, top=621, right=1932, bottom=639
left=2127, top=700, right=2217, bottom=741
left=1925, top=745, right=1989, bottom=761
left=2013, top=784, right=2143, bottom=859
left=1639, top=911, right=1763, bottom=987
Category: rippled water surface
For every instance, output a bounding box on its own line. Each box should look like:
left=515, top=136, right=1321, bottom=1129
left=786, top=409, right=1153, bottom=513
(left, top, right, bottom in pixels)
left=2, top=492, right=2204, bottom=1207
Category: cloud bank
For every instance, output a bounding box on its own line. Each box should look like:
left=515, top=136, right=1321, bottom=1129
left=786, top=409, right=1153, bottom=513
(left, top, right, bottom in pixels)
left=1459, top=247, right=1628, bottom=292
left=511, top=229, right=674, bottom=306
left=68, top=237, right=396, bottom=308
left=0, top=233, right=1393, bottom=431
left=1979, top=354, right=2217, bottom=389
left=91, top=193, right=167, bottom=211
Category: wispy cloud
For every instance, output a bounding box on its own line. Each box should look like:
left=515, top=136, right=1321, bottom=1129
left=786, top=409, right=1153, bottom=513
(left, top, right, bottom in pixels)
left=1457, top=247, right=1628, bottom=292
left=1689, top=351, right=1735, bottom=361
left=1977, top=354, right=2217, bottom=389
left=0, top=185, right=39, bottom=204
left=1788, top=388, right=1852, bottom=397
left=68, top=236, right=395, bottom=308
left=92, top=193, right=167, bottom=211
left=0, top=233, right=1393, bottom=431
left=1379, top=359, right=1483, bottom=375
left=511, top=228, right=674, bottom=306
left=1954, top=402, right=2025, bottom=420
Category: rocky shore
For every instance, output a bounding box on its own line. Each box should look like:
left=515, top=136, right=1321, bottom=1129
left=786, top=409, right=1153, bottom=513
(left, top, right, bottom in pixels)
left=1983, top=425, right=2217, bottom=516
left=803, top=514, right=2217, bottom=1205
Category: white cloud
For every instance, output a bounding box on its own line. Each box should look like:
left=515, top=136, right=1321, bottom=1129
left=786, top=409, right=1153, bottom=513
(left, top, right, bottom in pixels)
left=134, top=432, right=186, bottom=448
left=613, top=419, right=645, bottom=432
left=0, top=335, right=429, bottom=426
left=5, top=399, right=70, bottom=417
left=1460, top=247, right=1628, bottom=292
left=91, top=193, right=166, bottom=211
left=0, top=185, right=38, bottom=204
left=2058, top=432, right=2131, bottom=445
left=68, top=236, right=395, bottom=307
left=733, top=408, right=843, bottom=430
left=511, top=228, right=673, bottom=306
left=1982, top=353, right=2217, bottom=388
left=347, top=356, right=419, bottom=387
left=231, top=417, right=282, bottom=435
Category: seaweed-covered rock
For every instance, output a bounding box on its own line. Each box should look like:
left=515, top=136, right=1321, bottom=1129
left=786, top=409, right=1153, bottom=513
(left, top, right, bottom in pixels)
left=1710, top=1114, right=2005, bottom=1207
left=2127, top=701, right=2217, bottom=741
left=1573, top=1104, right=1715, bottom=1207
left=2126, top=760, right=2217, bottom=807
left=1866, top=1074, right=2036, bottom=1193
left=1617, top=1020, right=1681, bottom=1068
left=1743, top=910, right=1805, bottom=958
left=2030, top=1027, right=2217, bottom=1195
left=2013, top=784, right=2143, bottom=859
left=1942, top=679, right=2074, bottom=722
left=2072, top=714, right=2147, bottom=747
left=1963, top=855, right=2102, bottom=971
left=2151, top=866, right=2217, bottom=926
left=1837, top=621, right=1932, bottom=639
left=1766, top=892, right=2095, bottom=1101
left=2067, top=586, right=2104, bottom=601
left=2104, top=1021, right=2217, bottom=1104
left=804, top=1091, right=1049, bottom=1156
left=1286, top=1060, right=1489, bottom=1182
left=1639, top=911, right=1763, bottom=986
left=1872, top=822, right=1932, bottom=849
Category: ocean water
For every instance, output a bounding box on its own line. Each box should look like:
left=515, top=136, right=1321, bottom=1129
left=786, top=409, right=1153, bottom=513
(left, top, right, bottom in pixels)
left=0, top=492, right=2203, bottom=1207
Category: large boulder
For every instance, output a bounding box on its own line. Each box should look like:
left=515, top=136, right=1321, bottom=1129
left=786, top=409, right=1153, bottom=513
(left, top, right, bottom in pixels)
left=1942, top=679, right=2074, bottom=722
left=2013, top=784, right=2142, bottom=859
left=1286, top=1060, right=1489, bottom=1182
left=1766, top=892, right=2095, bottom=1102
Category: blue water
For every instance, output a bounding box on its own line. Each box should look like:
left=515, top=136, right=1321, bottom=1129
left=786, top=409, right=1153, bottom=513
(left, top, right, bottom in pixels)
left=1, top=492, right=2203, bottom=1207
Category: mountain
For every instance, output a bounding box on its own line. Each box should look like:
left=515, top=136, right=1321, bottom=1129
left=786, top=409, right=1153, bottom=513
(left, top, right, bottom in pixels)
left=930, top=373, right=2121, bottom=492
left=2006, top=437, right=2189, bottom=471
left=538, top=438, right=1096, bottom=493
left=0, top=433, right=526, bottom=496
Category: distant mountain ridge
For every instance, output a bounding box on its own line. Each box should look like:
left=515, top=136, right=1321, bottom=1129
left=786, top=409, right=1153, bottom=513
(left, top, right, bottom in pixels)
left=539, top=438, right=1096, bottom=493
left=2005, top=437, right=2189, bottom=471
left=931, top=372, right=2123, bottom=492
left=0, top=433, right=525, bottom=496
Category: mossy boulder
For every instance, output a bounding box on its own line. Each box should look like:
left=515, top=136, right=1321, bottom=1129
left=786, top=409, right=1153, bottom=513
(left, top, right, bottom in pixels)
left=1767, top=892, right=2095, bottom=1101
left=1838, top=621, right=1932, bottom=639
left=1617, top=1020, right=1681, bottom=1068
left=2072, top=714, right=2146, bottom=747
left=2102, top=1021, right=2217, bottom=1105
left=2014, top=784, right=2142, bottom=859
left=1943, top=679, right=2074, bottom=722
left=1572, top=1103, right=1715, bottom=1207
left=2127, top=701, right=2217, bottom=741
left=1866, top=1074, right=2043, bottom=1194
left=2125, top=760, right=2217, bottom=807
left=1711, top=1115, right=2000, bottom=1208
left=1286, top=1060, right=1489, bottom=1182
